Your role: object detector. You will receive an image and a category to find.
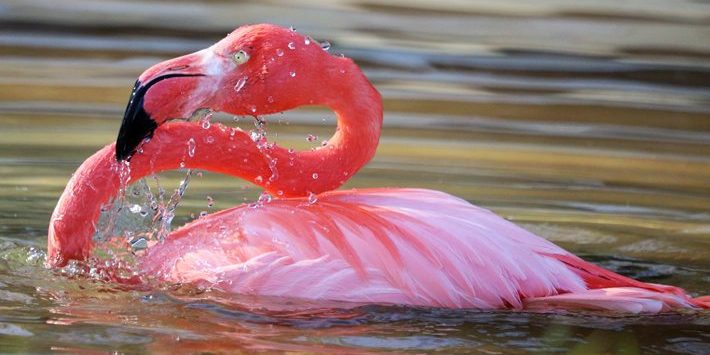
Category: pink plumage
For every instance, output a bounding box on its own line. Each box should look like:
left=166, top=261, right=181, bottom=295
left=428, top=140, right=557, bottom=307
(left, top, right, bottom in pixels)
left=141, top=188, right=703, bottom=312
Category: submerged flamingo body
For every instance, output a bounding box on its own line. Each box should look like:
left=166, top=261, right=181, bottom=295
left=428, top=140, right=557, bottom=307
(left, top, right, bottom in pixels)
left=48, top=24, right=708, bottom=313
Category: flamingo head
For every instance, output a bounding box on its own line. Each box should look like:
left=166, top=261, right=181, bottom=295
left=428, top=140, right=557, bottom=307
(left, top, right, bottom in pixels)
left=116, top=23, right=350, bottom=161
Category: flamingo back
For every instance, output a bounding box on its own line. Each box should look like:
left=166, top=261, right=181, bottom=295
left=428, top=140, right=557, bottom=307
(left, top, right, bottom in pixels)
left=142, top=188, right=588, bottom=308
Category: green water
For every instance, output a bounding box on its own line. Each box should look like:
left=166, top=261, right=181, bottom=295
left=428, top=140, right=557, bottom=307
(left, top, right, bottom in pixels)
left=0, top=0, right=709, bottom=353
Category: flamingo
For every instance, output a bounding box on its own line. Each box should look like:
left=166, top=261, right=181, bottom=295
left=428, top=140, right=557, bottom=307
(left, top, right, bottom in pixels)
left=47, top=24, right=708, bottom=313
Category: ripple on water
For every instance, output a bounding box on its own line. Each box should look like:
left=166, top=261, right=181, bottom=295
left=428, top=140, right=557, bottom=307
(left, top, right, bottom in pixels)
left=0, top=323, right=33, bottom=337
left=310, top=335, right=477, bottom=350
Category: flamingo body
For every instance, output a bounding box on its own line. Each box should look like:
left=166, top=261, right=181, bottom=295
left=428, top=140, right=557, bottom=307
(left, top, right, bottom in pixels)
left=141, top=188, right=702, bottom=312
left=47, top=24, right=708, bottom=313
left=143, top=188, right=585, bottom=309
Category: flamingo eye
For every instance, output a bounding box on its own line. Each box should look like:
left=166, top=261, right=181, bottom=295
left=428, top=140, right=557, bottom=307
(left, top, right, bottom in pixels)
left=232, top=50, right=250, bottom=65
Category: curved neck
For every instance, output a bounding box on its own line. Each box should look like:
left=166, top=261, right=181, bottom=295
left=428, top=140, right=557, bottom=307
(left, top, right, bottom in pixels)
left=47, top=68, right=382, bottom=266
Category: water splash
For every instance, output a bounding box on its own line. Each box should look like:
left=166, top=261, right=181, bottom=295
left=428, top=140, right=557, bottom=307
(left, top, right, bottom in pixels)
left=95, top=160, right=132, bottom=244
left=157, top=170, right=192, bottom=242
left=249, top=117, right=280, bottom=184
left=250, top=116, right=268, bottom=149
left=93, top=168, right=193, bottom=266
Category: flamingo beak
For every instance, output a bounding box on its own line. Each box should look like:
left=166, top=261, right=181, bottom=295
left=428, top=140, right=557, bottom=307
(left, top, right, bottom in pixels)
left=116, top=72, right=206, bottom=161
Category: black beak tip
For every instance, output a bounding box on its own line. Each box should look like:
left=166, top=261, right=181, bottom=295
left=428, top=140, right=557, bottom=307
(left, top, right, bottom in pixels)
left=115, top=73, right=205, bottom=161
left=115, top=109, right=157, bottom=162
left=115, top=80, right=158, bottom=162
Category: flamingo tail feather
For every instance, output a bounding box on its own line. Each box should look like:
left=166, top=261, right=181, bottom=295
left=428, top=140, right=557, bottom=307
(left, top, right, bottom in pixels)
left=542, top=253, right=709, bottom=311
left=523, top=287, right=698, bottom=313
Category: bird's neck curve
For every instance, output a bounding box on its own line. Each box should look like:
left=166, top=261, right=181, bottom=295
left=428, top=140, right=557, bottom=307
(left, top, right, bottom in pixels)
left=47, top=62, right=382, bottom=267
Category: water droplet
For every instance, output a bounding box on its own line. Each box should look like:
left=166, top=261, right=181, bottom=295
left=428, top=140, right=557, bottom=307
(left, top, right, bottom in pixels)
left=207, top=196, right=214, bottom=208
left=288, top=42, right=296, bottom=50
left=320, top=41, right=331, bottom=51
left=343, top=171, right=349, bottom=176
left=201, top=120, right=211, bottom=129
left=304, top=37, right=311, bottom=45
left=187, top=138, right=196, bottom=157
left=321, top=140, right=328, bottom=146
left=277, top=190, right=284, bottom=196
left=287, top=148, right=295, bottom=154
left=289, top=26, right=297, bottom=32
left=129, top=204, right=142, bottom=214
left=205, top=136, right=215, bottom=144
left=306, top=134, right=317, bottom=142
left=234, top=76, right=247, bottom=92
left=267, top=96, right=274, bottom=103
left=289, top=71, right=296, bottom=78
left=312, top=173, right=318, bottom=180
left=339, top=68, right=346, bottom=74
left=139, top=210, right=149, bottom=217
left=308, top=192, right=318, bottom=204
left=276, top=48, right=284, bottom=56
left=131, top=238, right=148, bottom=251
left=258, top=192, right=272, bottom=204
left=199, top=211, right=208, bottom=218
left=250, top=130, right=261, bottom=142
left=179, top=161, right=185, bottom=168
left=255, top=175, right=263, bottom=183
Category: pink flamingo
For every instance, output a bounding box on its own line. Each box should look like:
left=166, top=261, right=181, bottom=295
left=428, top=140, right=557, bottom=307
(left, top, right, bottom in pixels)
left=48, top=24, right=708, bottom=313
